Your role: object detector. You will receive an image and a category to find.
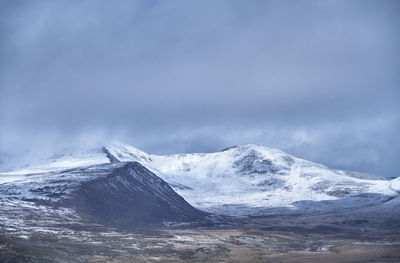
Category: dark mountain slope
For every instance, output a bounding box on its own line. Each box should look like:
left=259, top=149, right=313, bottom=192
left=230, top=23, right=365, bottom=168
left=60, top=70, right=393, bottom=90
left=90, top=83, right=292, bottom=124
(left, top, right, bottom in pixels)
left=63, top=162, right=206, bottom=227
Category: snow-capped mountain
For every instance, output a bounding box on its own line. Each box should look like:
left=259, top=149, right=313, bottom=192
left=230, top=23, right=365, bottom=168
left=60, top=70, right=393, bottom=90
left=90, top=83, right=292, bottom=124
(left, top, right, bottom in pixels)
left=103, top=143, right=398, bottom=214
left=1, top=141, right=399, bottom=244
left=1, top=142, right=398, bottom=215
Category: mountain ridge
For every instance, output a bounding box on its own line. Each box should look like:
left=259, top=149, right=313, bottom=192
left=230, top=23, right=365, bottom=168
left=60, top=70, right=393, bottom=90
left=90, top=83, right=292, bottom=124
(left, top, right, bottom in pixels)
left=1, top=142, right=397, bottom=215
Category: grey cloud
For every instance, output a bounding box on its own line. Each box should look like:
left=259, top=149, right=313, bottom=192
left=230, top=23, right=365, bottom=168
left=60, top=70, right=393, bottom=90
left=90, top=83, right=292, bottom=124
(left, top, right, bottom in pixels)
left=0, top=0, right=399, bottom=177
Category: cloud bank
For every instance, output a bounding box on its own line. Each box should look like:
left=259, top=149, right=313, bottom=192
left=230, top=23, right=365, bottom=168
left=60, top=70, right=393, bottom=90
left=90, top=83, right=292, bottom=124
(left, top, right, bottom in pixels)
left=0, top=0, right=399, bottom=177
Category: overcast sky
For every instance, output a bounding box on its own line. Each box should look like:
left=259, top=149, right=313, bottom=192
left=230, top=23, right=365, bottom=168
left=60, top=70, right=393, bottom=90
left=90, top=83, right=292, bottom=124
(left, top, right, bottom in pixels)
left=0, top=0, right=399, bottom=177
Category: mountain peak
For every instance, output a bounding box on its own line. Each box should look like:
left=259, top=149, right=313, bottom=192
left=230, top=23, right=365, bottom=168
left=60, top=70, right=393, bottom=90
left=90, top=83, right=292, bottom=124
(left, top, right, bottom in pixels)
left=103, top=143, right=151, bottom=164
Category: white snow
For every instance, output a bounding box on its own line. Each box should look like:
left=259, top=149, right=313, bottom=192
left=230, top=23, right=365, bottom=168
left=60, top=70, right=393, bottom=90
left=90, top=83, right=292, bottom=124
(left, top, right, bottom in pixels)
left=0, top=148, right=109, bottom=178
left=104, top=143, right=398, bottom=212
left=390, top=177, right=400, bottom=192
left=1, top=142, right=397, bottom=214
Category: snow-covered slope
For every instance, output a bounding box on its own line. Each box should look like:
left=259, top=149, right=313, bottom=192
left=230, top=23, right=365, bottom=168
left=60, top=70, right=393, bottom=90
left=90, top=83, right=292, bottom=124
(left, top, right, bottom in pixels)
left=1, top=142, right=398, bottom=214
left=391, top=177, right=400, bottom=193
left=99, top=144, right=396, bottom=213
left=0, top=147, right=108, bottom=177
